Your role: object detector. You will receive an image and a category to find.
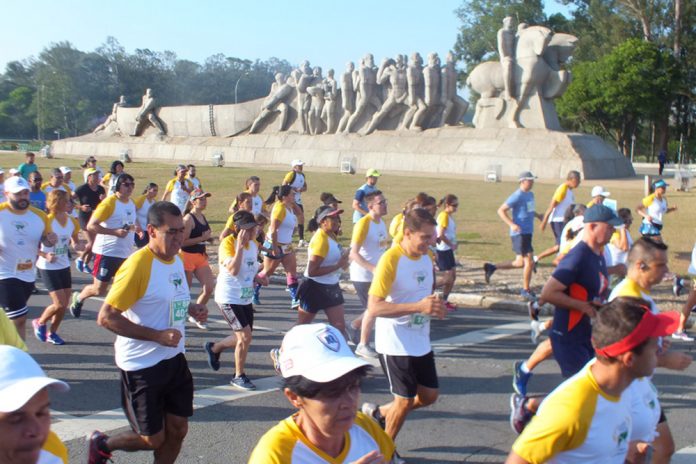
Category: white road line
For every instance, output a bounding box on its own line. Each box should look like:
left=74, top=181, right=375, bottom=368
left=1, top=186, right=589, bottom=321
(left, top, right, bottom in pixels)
left=673, top=444, right=696, bottom=463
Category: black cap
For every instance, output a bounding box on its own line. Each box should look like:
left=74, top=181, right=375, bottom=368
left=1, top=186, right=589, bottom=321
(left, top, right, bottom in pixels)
left=233, top=210, right=257, bottom=230
left=320, top=192, right=342, bottom=204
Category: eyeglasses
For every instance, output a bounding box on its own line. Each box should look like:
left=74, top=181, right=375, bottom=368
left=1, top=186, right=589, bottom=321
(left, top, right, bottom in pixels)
left=33, top=178, right=43, bottom=183
left=376, top=200, right=388, bottom=206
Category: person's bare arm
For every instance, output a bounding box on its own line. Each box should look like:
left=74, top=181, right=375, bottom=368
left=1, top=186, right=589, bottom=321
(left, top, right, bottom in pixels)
left=367, top=294, right=445, bottom=320
left=350, top=241, right=375, bottom=273
left=540, top=198, right=560, bottom=231
left=497, top=203, right=520, bottom=233
left=504, top=451, right=530, bottom=464
left=97, top=303, right=180, bottom=347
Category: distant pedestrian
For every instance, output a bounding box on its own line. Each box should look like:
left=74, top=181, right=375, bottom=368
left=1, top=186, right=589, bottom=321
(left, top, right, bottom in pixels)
left=636, top=179, right=676, bottom=242
left=282, top=160, right=308, bottom=247
left=658, top=149, right=667, bottom=176
left=352, top=168, right=381, bottom=223
left=17, top=151, right=38, bottom=180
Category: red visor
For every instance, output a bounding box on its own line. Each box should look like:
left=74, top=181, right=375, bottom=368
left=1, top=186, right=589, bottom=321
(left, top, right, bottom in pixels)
left=594, top=310, right=680, bottom=358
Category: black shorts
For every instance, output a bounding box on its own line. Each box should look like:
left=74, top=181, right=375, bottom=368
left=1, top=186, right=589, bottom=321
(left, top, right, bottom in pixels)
left=134, top=233, right=149, bottom=249
left=41, top=267, right=72, bottom=292
left=436, top=249, right=456, bottom=271
left=218, top=303, right=254, bottom=331
left=352, top=281, right=371, bottom=308
left=0, top=278, right=35, bottom=319
left=297, top=279, right=344, bottom=313
left=511, top=234, right=533, bottom=256
left=550, top=332, right=594, bottom=378
left=92, top=254, right=126, bottom=282
left=551, top=222, right=565, bottom=245
left=120, top=353, right=194, bottom=437
left=379, top=351, right=439, bottom=398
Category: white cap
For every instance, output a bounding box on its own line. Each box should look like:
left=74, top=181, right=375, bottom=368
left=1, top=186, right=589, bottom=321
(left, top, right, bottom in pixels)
left=291, top=159, right=305, bottom=167
left=0, top=346, right=69, bottom=413
left=4, top=176, right=31, bottom=193
left=591, top=186, right=611, bottom=198
left=59, top=166, right=72, bottom=175
left=278, top=323, right=370, bottom=382
left=9, top=168, right=19, bottom=176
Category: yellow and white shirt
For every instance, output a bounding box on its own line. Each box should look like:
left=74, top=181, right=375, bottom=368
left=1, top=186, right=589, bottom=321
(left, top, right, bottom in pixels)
left=369, top=245, right=434, bottom=356
left=134, top=194, right=155, bottom=230
left=215, top=235, right=259, bottom=305
left=36, top=215, right=79, bottom=271
left=41, top=182, right=73, bottom=197
left=91, top=195, right=136, bottom=258
left=641, top=193, right=668, bottom=226
left=0, top=204, right=50, bottom=282
left=606, top=228, right=634, bottom=267
left=186, top=175, right=202, bottom=190
left=39, top=431, right=68, bottom=464
left=350, top=214, right=388, bottom=282
left=512, top=360, right=633, bottom=464
left=283, top=170, right=306, bottom=205
left=0, top=310, right=27, bottom=351
left=248, top=412, right=395, bottom=464
left=164, top=178, right=194, bottom=214
left=270, top=201, right=297, bottom=245
left=551, top=183, right=575, bottom=223
left=305, top=229, right=343, bottom=285
left=435, top=211, right=456, bottom=252
left=105, top=246, right=190, bottom=371
left=389, top=213, right=404, bottom=247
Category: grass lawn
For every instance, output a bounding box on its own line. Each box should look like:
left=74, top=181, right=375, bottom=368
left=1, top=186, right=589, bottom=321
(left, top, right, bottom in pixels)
left=3, top=151, right=694, bottom=273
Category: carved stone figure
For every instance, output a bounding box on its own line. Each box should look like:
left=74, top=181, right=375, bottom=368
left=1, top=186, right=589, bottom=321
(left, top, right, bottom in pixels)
left=439, top=52, right=469, bottom=126
left=306, top=67, right=326, bottom=135
left=345, top=54, right=381, bottom=133
left=291, top=60, right=314, bottom=134
left=497, top=16, right=516, bottom=100
left=131, top=89, right=166, bottom=136
left=337, top=62, right=356, bottom=133
left=401, top=52, right=427, bottom=131
left=320, top=69, right=339, bottom=134
left=365, top=55, right=408, bottom=134
left=422, top=52, right=442, bottom=128
left=250, top=73, right=294, bottom=134
left=93, top=95, right=125, bottom=134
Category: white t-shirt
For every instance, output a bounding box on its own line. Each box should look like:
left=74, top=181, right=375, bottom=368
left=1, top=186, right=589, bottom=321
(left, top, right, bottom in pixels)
left=91, top=195, right=136, bottom=258
left=304, top=229, right=343, bottom=285
left=0, top=205, right=50, bottom=282
left=641, top=193, right=668, bottom=225
left=36, top=215, right=79, bottom=271
left=215, top=236, right=260, bottom=305
left=435, top=211, right=456, bottom=252
left=165, top=178, right=194, bottom=214
left=369, top=245, right=434, bottom=356
left=350, top=215, right=389, bottom=282
left=269, top=202, right=297, bottom=245
left=134, top=195, right=155, bottom=229
left=550, top=183, right=576, bottom=222
left=105, top=246, right=191, bottom=371
left=251, top=194, right=264, bottom=215
left=606, top=228, right=633, bottom=267
left=283, top=170, right=305, bottom=205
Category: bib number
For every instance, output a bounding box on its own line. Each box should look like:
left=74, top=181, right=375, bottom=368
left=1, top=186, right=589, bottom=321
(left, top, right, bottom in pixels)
left=409, top=313, right=429, bottom=328
left=16, top=259, right=33, bottom=272
left=169, top=299, right=189, bottom=326
left=240, top=287, right=253, bottom=300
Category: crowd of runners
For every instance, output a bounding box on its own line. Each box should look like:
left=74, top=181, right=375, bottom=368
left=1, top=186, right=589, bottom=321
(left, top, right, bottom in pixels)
left=0, top=151, right=694, bottom=463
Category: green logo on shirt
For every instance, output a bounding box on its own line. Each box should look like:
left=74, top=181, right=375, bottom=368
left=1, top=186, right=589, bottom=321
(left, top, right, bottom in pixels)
left=169, top=272, right=184, bottom=290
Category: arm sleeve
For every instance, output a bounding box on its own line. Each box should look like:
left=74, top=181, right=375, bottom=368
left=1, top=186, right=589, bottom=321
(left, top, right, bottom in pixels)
left=164, top=178, right=176, bottom=193
left=271, top=202, right=285, bottom=222
left=641, top=194, right=654, bottom=208
left=354, top=187, right=366, bottom=202
left=308, top=232, right=329, bottom=258
left=104, top=252, right=150, bottom=311
left=91, top=196, right=116, bottom=223
left=133, top=194, right=146, bottom=209
left=351, top=216, right=370, bottom=247
left=552, top=184, right=568, bottom=203
left=282, top=172, right=294, bottom=185
left=70, top=217, right=81, bottom=240
left=369, top=250, right=399, bottom=298
left=0, top=311, right=28, bottom=351
left=437, top=211, right=449, bottom=230
left=219, top=236, right=236, bottom=264
left=551, top=248, right=581, bottom=287
left=504, top=190, right=520, bottom=208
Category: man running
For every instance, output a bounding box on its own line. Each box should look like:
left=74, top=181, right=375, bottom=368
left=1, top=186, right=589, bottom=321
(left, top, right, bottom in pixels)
left=352, top=168, right=381, bottom=223
left=162, top=165, right=193, bottom=215
left=87, top=201, right=207, bottom=463
left=74, top=168, right=106, bottom=273
left=28, top=171, right=47, bottom=211
left=536, top=170, right=580, bottom=267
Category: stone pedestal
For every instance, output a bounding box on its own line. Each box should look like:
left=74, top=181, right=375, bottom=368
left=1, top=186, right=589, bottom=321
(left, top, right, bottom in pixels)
left=473, top=95, right=561, bottom=130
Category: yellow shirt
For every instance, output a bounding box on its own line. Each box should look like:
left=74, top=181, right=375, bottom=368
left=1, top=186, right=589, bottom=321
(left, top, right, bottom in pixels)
left=0, top=310, right=27, bottom=351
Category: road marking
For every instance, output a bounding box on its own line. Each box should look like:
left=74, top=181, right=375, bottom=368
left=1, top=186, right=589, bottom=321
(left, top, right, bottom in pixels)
left=673, top=444, right=696, bottom=463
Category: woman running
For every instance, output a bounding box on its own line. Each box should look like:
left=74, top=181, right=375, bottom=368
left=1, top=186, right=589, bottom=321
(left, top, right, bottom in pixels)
left=101, top=160, right=124, bottom=195
left=435, top=194, right=459, bottom=311
left=636, top=179, right=676, bottom=242
left=133, top=182, right=158, bottom=248
left=220, top=192, right=253, bottom=241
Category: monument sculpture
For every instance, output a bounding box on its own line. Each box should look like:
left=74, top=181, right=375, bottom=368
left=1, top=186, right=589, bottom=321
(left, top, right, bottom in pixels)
left=249, top=73, right=294, bottom=134
left=345, top=54, right=381, bottom=133
left=402, top=52, right=428, bottom=131
left=131, top=88, right=166, bottom=136
left=320, top=69, right=339, bottom=134
left=93, top=95, right=126, bottom=134
left=306, top=67, right=326, bottom=135
left=291, top=61, right=314, bottom=135
left=440, top=52, right=468, bottom=126
left=423, top=52, right=441, bottom=129
left=365, top=55, right=408, bottom=135
left=336, top=62, right=356, bottom=133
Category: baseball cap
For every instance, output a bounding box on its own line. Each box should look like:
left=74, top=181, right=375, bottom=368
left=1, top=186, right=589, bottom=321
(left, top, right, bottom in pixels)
left=9, top=168, right=19, bottom=176
left=291, top=159, right=305, bottom=167
left=366, top=168, right=381, bottom=178
left=315, top=205, right=343, bottom=222
left=653, top=179, right=669, bottom=189
left=189, top=188, right=211, bottom=201
left=176, top=164, right=188, bottom=172
left=4, top=176, right=31, bottom=193
left=0, top=346, right=69, bottom=413
left=518, top=171, right=537, bottom=181
left=232, top=210, right=257, bottom=230
left=583, top=204, right=623, bottom=225
left=591, top=186, right=610, bottom=197
left=595, top=309, right=679, bottom=358
left=59, top=166, right=72, bottom=175
left=278, top=323, right=370, bottom=382
left=84, top=168, right=99, bottom=178
left=320, top=192, right=342, bottom=204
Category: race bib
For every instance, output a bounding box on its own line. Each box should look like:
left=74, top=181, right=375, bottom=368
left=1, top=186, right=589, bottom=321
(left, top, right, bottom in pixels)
left=526, top=200, right=535, bottom=212
left=169, top=299, right=189, bottom=326
left=16, top=259, right=33, bottom=272
left=240, top=287, right=253, bottom=300
left=409, top=313, right=430, bottom=328
left=54, top=245, right=69, bottom=257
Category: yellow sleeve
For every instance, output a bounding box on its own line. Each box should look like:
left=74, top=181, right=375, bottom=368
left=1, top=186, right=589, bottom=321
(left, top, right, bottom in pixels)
left=642, top=194, right=655, bottom=208
left=70, top=217, right=80, bottom=240
left=388, top=213, right=403, bottom=238
left=369, top=248, right=401, bottom=298
left=308, top=230, right=329, bottom=258
left=29, top=207, right=51, bottom=233
left=0, top=310, right=28, bottom=351
left=165, top=178, right=176, bottom=193
left=609, top=230, right=620, bottom=247
left=552, top=183, right=568, bottom=203
left=133, top=194, right=147, bottom=209
left=41, top=181, right=50, bottom=191
left=351, top=215, right=371, bottom=247
left=271, top=202, right=286, bottom=222
left=282, top=171, right=294, bottom=185
left=185, top=179, right=194, bottom=190
left=102, top=173, right=112, bottom=184
left=224, top=214, right=234, bottom=230
left=354, top=412, right=396, bottom=461
left=437, top=211, right=449, bottom=229
left=64, top=185, right=73, bottom=196
left=104, top=248, right=152, bottom=311
left=91, top=195, right=117, bottom=223
left=42, top=430, right=68, bottom=464
left=248, top=419, right=295, bottom=464
left=219, top=235, right=236, bottom=264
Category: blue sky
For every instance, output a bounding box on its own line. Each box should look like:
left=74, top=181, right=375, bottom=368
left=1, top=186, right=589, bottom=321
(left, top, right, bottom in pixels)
left=2, top=0, right=570, bottom=78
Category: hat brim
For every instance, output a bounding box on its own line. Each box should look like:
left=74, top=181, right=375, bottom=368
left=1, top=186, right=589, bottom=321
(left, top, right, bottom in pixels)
left=0, top=377, right=69, bottom=413
left=298, top=356, right=371, bottom=383
left=191, top=193, right=211, bottom=200
left=650, top=311, right=680, bottom=337
left=236, top=222, right=257, bottom=230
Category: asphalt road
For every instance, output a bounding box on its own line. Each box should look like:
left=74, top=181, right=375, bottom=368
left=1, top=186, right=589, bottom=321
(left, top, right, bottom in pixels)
left=23, top=270, right=696, bottom=463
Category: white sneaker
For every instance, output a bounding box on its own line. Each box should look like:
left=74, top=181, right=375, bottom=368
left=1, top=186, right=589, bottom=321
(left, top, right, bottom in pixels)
left=355, top=343, right=378, bottom=358
left=188, top=316, right=208, bottom=330
left=672, top=331, right=694, bottom=342
left=530, top=320, right=545, bottom=344
left=297, top=239, right=309, bottom=248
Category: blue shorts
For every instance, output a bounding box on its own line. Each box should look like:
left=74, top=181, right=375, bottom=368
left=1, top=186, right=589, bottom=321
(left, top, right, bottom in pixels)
left=511, top=234, right=533, bottom=256
left=551, top=222, right=565, bottom=245
left=92, top=254, right=126, bottom=282
left=436, top=249, right=456, bottom=271
left=550, top=331, right=594, bottom=378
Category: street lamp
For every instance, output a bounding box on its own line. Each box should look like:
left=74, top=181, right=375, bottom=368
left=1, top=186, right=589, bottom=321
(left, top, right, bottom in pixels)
left=234, top=72, right=249, bottom=104
left=54, top=130, right=61, bottom=140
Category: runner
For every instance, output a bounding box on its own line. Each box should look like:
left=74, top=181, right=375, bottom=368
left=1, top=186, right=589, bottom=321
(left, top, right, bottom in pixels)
left=33, top=190, right=81, bottom=346
left=204, top=210, right=267, bottom=391
left=435, top=194, right=459, bottom=311
left=282, top=160, right=308, bottom=247
left=17, top=151, right=38, bottom=180
left=228, top=176, right=264, bottom=216
left=220, top=192, right=254, bottom=240
left=41, top=168, right=72, bottom=197
left=185, top=164, right=202, bottom=189
left=161, top=164, right=193, bottom=214
left=133, top=182, right=158, bottom=248
left=362, top=208, right=446, bottom=442
left=70, top=174, right=138, bottom=318
left=254, top=185, right=299, bottom=307
left=352, top=168, right=381, bottom=223
left=348, top=190, right=389, bottom=358
left=671, top=241, right=696, bottom=341
left=101, top=160, right=124, bottom=195
left=74, top=168, right=106, bottom=273
left=0, top=176, right=56, bottom=339
left=536, top=170, right=580, bottom=268
left=28, top=171, right=47, bottom=211
left=587, top=185, right=610, bottom=206
left=295, top=206, right=350, bottom=333
left=636, top=179, right=676, bottom=242
left=506, top=297, right=679, bottom=464
left=59, top=166, right=76, bottom=193
left=250, top=323, right=396, bottom=463
left=181, top=189, right=215, bottom=330
left=606, top=208, right=634, bottom=276
left=320, top=192, right=342, bottom=209
left=81, top=155, right=103, bottom=183
left=88, top=201, right=207, bottom=464
left=484, top=171, right=543, bottom=301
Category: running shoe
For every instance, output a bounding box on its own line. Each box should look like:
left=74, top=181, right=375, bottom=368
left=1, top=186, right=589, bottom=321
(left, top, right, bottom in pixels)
left=270, top=348, right=282, bottom=374
left=84, top=263, right=93, bottom=274
left=69, top=291, right=83, bottom=318
left=512, top=361, right=532, bottom=396
left=290, top=298, right=300, bottom=309
left=361, top=402, right=386, bottom=430
left=188, top=316, right=208, bottom=330
left=86, top=430, right=112, bottom=464
left=297, top=239, right=309, bottom=248
left=672, top=331, right=695, bottom=342
left=530, top=320, right=545, bottom=344
left=46, top=332, right=65, bottom=345
left=532, top=255, right=539, bottom=274
left=483, top=263, right=496, bottom=284
left=355, top=343, right=378, bottom=359
left=445, top=301, right=457, bottom=312
left=520, top=289, right=536, bottom=302
left=231, top=374, right=257, bottom=391
left=509, top=393, right=533, bottom=434
left=527, top=300, right=540, bottom=321
left=76, top=258, right=85, bottom=273
left=252, top=294, right=261, bottom=305
left=203, top=342, right=220, bottom=371
left=346, top=324, right=361, bottom=345
left=32, top=319, right=47, bottom=342
left=673, top=276, right=685, bottom=297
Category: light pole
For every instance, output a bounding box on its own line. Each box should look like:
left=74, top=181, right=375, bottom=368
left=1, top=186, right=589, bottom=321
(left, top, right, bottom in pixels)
left=234, top=72, right=249, bottom=104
